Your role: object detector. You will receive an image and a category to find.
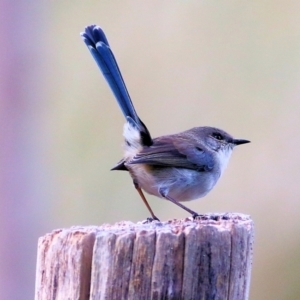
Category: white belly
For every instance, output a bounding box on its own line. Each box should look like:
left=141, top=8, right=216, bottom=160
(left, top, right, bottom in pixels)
left=127, top=164, right=221, bottom=202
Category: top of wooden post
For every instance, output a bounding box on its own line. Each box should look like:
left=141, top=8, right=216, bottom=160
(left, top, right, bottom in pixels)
left=35, top=213, right=254, bottom=300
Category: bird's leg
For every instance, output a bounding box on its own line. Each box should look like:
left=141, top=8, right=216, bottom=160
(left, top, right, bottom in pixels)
left=159, top=189, right=202, bottom=219
left=133, top=180, right=160, bottom=221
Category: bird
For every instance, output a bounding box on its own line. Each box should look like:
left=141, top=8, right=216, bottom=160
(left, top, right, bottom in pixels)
left=80, top=25, right=250, bottom=221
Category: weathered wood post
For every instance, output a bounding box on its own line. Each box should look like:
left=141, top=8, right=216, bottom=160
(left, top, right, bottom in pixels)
left=35, top=213, right=254, bottom=300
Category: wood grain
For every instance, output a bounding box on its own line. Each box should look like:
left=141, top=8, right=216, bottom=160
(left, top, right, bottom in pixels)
left=35, top=213, right=254, bottom=300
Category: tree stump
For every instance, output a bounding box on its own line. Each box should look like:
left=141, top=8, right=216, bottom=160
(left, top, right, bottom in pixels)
left=35, top=213, right=254, bottom=300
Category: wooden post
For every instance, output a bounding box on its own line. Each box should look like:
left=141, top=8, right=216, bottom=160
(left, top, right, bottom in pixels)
left=35, top=213, right=254, bottom=300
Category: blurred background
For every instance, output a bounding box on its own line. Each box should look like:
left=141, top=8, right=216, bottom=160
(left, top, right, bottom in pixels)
left=1, top=1, right=300, bottom=299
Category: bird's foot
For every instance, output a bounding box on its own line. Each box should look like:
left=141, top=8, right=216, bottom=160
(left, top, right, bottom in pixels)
left=145, top=216, right=160, bottom=223
left=192, top=213, right=204, bottom=220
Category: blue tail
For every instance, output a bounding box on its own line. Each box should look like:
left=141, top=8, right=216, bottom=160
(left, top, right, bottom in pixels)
left=81, top=25, right=152, bottom=146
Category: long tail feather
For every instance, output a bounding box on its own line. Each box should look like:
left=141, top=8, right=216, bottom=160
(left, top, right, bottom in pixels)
left=81, top=25, right=152, bottom=146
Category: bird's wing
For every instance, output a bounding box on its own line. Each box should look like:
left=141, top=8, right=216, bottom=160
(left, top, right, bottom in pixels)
left=127, top=136, right=215, bottom=172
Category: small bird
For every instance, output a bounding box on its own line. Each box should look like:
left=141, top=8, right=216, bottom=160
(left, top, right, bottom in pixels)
left=81, top=25, right=250, bottom=221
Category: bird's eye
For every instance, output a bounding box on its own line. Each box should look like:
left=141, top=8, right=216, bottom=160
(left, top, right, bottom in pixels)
left=212, top=133, right=223, bottom=140
left=195, top=146, right=203, bottom=152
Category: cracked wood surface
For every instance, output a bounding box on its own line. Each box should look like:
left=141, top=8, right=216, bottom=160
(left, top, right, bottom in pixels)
left=35, top=213, right=254, bottom=300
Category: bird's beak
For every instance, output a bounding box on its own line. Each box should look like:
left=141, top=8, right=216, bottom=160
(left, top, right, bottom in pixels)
left=233, top=139, right=250, bottom=146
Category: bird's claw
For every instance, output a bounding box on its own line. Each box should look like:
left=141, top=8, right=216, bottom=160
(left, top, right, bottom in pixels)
left=146, top=216, right=160, bottom=223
